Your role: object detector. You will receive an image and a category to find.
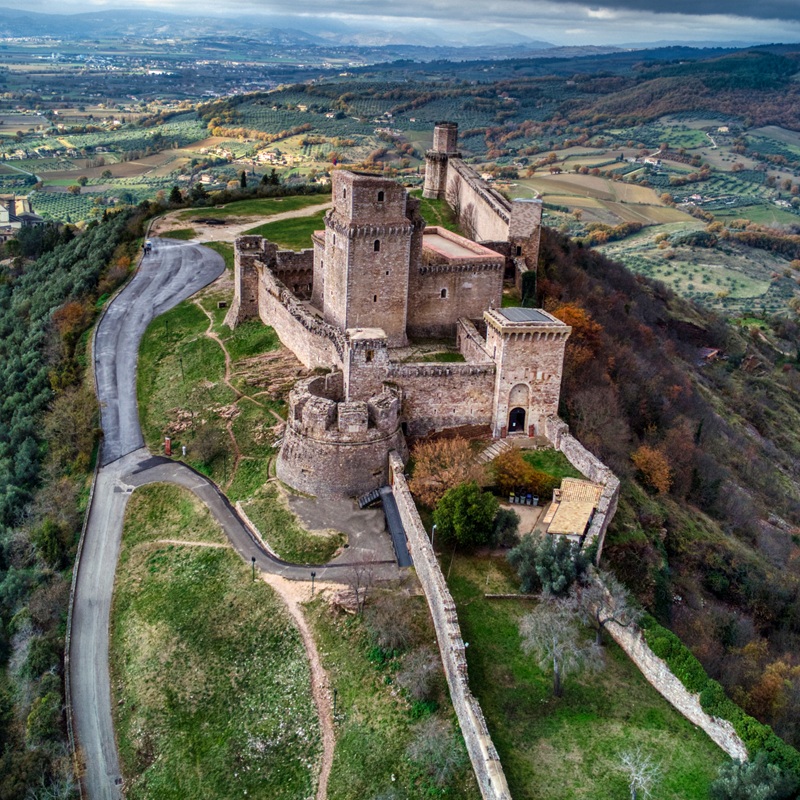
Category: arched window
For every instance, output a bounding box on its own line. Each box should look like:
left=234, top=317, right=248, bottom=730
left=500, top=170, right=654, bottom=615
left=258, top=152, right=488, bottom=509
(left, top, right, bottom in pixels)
left=343, top=187, right=347, bottom=199
left=373, top=294, right=377, bottom=303
left=374, top=239, right=381, bottom=252
left=440, top=288, right=448, bottom=298
left=377, top=190, right=384, bottom=202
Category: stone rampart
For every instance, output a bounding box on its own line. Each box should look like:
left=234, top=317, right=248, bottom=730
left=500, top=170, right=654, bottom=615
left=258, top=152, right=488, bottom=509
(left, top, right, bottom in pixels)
left=448, top=159, right=511, bottom=242
left=457, top=318, right=493, bottom=364
left=389, top=452, right=512, bottom=800
left=604, top=617, right=748, bottom=760
left=387, top=362, right=495, bottom=436
left=543, top=416, right=619, bottom=560
left=259, top=266, right=345, bottom=369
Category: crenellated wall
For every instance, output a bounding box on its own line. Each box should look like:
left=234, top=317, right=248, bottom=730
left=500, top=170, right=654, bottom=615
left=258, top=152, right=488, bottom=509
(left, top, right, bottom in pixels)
left=258, top=265, right=345, bottom=369
left=447, top=159, right=511, bottom=243
left=387, top=362, right=496, bottom=437
left=389, top=452, right=512, bottom=800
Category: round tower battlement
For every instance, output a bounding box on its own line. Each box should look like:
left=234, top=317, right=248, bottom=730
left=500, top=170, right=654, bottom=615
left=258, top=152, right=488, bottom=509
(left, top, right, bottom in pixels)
left=277, top=373, right=406, bottom=498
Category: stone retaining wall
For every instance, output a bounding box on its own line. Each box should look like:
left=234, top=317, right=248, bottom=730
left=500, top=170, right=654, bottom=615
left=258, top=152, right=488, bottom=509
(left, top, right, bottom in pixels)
left=389, top=452, right=512, bottom=800
left=605, top=617, right=748, bottom=760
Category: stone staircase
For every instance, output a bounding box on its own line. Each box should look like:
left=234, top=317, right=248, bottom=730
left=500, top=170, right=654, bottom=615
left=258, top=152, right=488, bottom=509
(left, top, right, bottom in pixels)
left=357, top=487, right=384, bottom=508
left=476, top=439, right=512, bottom=465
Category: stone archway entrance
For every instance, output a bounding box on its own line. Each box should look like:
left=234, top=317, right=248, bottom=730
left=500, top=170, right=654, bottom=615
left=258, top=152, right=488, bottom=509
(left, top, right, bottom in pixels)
left=508, top=407, right=526, bottom=433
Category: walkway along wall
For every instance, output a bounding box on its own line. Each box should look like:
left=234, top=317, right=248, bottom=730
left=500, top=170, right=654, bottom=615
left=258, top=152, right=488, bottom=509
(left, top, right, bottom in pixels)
left=389, top=452, right=512, bottom=800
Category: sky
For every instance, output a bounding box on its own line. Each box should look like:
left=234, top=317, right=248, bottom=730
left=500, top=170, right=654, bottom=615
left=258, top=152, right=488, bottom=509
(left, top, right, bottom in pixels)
left=5, top=0, right=800, bottom=46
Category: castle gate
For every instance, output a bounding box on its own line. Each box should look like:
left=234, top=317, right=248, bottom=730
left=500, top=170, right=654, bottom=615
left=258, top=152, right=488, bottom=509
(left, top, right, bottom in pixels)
left=508, top=407, right=526, bottom=433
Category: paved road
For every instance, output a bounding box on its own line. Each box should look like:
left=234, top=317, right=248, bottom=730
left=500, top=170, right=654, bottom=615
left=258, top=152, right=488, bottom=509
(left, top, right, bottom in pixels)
left=70, top=237, right=398, bottom=800
left=71, top=239, right=225, bottom=800
left=96, top=238, right=225, bottom=465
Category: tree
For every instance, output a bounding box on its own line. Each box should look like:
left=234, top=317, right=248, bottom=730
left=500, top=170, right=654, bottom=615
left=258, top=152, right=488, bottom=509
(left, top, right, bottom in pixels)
left=710, top=752, right=797, bottom=800
left=406, top=717, right=467, bottom=787
left=396, top=646, right=440, bottom=702
left=619, top=748, right=661, bottom=800
left=346, top=555, right=374, bottom=615
left=631, top=445, right=672, bottom=494
left=408, top=437, right=484, bottom=509
left=519, top=596, right=603, bottom=697
left=76, top=176, right=88, bottom=186
left=169, top=185, right=183, bottom=205
left=573, top=570, right=642, bottom=645
left=432, top=482, right=498, bottom=547
left=101, top=169, right=112, bottom=179
left=240, top=170, right=247, bottom=188
left=492, top=449, right=559, bottom=499
left=67, top=185, right=81, bottom=195
left=508, top=533, right=588, bottom=596
left=490, top=507, right=520, bottom=548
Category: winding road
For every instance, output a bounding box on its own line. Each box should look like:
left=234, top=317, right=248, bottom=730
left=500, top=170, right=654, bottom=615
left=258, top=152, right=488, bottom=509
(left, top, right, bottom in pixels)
left=69, top=237, right=396, bottom=799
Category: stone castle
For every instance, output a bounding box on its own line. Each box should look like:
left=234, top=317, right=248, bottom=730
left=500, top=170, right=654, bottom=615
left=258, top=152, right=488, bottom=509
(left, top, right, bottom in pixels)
left=226, top=122, right=571, bottom=498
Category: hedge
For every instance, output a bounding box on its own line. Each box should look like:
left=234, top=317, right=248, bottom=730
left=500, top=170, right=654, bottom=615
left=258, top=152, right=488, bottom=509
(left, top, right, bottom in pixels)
left=641, top=615, right=800, bottom=779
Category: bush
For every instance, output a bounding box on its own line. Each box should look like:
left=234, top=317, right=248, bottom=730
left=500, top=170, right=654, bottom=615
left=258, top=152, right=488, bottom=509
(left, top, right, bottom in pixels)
left=490, top=507, right=520, bottom=548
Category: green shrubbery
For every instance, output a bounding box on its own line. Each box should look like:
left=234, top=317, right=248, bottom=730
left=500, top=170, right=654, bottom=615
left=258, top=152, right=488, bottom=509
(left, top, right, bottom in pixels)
left=641, top=615, right=800, bottom=781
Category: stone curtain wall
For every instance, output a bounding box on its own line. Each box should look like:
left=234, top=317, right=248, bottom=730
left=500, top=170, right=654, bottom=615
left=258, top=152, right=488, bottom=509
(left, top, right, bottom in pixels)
left=447, top=160, right=512, bottom=243
left=456, top=318, right=493, bottom=364
left=544, top=416, right=620, bottom=561
left=604, top=618, right=748, bottom=760
left=258, top=265, right=345, bottom=369
left=388, top=362, right=495, bottom=436
left=389, top=453, right=513, bottom=800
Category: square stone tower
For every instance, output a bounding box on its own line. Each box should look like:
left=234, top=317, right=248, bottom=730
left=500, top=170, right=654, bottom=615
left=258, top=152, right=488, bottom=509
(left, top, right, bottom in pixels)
left=484, top=308, right=571, bottom=438
left=322, top=171, right=414, bottom=347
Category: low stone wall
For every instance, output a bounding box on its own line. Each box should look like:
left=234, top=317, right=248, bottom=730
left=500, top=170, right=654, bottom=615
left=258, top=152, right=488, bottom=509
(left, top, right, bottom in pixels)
left=389, top=452, right=512, bottom=800
left=259, top=266, right=345, bottom=369
left=543, top=416, right=619, bottom=561
left=604, top=617, right=748, bottom=760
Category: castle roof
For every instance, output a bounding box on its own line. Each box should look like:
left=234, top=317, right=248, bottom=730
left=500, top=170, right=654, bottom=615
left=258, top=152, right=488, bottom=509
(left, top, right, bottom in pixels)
left=485, top=307, right=570, bottom=334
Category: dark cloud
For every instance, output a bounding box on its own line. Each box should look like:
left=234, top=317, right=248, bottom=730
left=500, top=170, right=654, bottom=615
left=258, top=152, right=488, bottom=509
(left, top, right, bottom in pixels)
left=599, top=0, right=800, bottom=22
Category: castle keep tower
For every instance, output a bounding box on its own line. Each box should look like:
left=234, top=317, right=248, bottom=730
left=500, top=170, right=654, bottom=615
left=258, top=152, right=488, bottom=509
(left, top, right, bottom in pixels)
left=423, top=122, right=460, bottom=200
left=484, top=308, right=571, bottom=439
left=323, top=171, right=415, bottom=347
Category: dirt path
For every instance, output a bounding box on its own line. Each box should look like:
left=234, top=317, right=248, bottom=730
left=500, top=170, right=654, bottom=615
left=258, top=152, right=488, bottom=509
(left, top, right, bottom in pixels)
left=260, top=574, right=336, bottom=800
left=152, top=200, right=333, bottom=242
left=156, top=539, right=231, bottom=549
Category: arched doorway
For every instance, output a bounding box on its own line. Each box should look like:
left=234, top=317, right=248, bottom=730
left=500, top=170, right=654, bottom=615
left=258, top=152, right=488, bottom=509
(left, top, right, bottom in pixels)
left=508, top=407, right=526, bottom=433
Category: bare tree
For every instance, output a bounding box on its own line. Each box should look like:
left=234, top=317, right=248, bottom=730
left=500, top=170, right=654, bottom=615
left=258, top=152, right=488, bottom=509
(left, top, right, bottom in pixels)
left=407, top=717, right=467, bottom=786
left=619, top=747, right=661, bottom=800
left=396, top=646, right=441, bottom=702
left=346, top=556, right=374, bottom=615
left=519, top=596, right=603, bottom=697
left=573, top=570, right=642, bottom=646
left=408, top=436, right=485, bottom=509
left=445, top=173, right=462, bottom=220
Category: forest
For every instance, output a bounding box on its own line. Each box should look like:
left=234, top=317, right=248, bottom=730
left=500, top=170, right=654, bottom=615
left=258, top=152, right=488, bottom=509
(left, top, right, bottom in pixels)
left=533, top=227, right=800, bottom=761
left=0, top=208, right=145, bottom=797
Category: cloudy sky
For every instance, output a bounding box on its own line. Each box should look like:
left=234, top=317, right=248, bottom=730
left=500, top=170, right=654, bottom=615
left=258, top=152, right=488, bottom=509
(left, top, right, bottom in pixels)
left=5, top=0, right=800, bottom=46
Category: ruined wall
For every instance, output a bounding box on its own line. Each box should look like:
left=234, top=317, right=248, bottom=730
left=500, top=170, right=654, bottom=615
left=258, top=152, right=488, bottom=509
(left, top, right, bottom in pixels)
left=407, top=263, right=503, bottom=339
left=544, top=416, right=620, bottom=561
left=388, top=363, right=495, bottom=436
left=456, top=318, right=493, bottom=364
left=447, top=159, right=511, bottom=243
left=274, top=249, right=314, bottom=300
left=258, top=266, right=344, bottom=370
left=389, top=453, right=512, bottom=800
left=605, top=618, right=748, bottom=760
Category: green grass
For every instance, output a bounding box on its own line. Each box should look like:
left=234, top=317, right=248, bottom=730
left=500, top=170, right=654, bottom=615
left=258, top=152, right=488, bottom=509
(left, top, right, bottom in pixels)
left=522, top=448, right=585, bottom=481
left=111, top=484, right=320, bottom=800
left=447, top=555, right=726, bottom=800
left=242, top=484, right=345, bottom=564
left=411, top=190, right=463, bottom=234
left=418, top=351, right=466, bottom=363
left=245, top=209, right=327, bottom=249
left=180, top=193, right=330, bottom=220
left=308, top=595, right=481, bottom=800
left=159, top=227, right=196, bottom=240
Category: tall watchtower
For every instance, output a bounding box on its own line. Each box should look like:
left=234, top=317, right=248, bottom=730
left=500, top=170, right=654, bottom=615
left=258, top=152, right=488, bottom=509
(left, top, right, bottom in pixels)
left=322, top=171, right=413, bottom=347
left=484, top=308, right=571, bottom=439
left=423, top=121, right=460, bottom=200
